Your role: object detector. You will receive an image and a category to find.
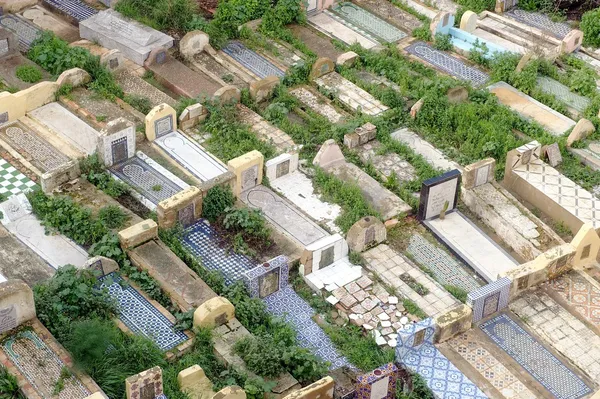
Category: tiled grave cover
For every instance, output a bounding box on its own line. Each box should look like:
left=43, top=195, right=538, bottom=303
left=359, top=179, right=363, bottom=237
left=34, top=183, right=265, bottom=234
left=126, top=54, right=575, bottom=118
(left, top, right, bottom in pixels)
left=222, top=41, right=285, bottom=79
left=308, top=11, right=378, bottom=49
left=407, top=234, right=483, bottom=292
left=264, top=285, right=350, bottom=369
left=242, top=255, right=289, bottom=299
left=537, top=76, right=590, bottom=113
left=396, top=318, right=487, bottom=398
left=240, top=185, right=328, bottom=246
left=467, top=277, right=510, bottom=322
left=513, top=159, right=600, bottom=229
left=183, top=220, right=255, bottom=285
left=111, top=156, right=184, bottom=205
left=2, top=330, right=90, bottom=399
left=0, top=158, right=37, bottom=197
left=0, top=15, right=40, bottom=52
left=0, top=121, right=70, bottom=173
left=99, top=273, right=188, bottom=350
left=332, top=2, right=407, bottom=43
left=322, top=10, right=380, bottom=45
left=549, top=271, right=600, bottom=326
left=43, top=0, right=98, bottom=22
left=314, top=72, right=388, bottom=116
left=504, top=9, right=571, bottom=39
left=406, top=42, right=489, bottom=85
left=480, top=313, right=592, bottom=399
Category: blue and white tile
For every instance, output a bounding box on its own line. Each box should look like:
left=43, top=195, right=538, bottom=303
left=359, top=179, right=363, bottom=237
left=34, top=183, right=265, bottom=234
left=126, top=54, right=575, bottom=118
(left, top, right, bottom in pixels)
left=43, top=0, right=97, bottom=22
left=222, top=41, right=285, bottom=79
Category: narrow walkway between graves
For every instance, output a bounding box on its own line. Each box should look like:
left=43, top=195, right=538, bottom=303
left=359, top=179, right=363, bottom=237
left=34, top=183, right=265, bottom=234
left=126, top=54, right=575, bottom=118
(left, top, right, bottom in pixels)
left=480, top=313, right=593, bottom=399
left=222, top=41, right=285, bottom=79
left=99, top=273, right=189, bottom=351
left=116, top=70, right=177, bottom=107
left=352, top=0, right=422, bottom=32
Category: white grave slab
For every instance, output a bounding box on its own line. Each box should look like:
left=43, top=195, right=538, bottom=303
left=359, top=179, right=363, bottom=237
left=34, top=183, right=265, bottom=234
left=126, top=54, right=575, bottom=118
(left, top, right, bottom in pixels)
left=154, top=131, right=228, bottom=182
left=391, top=128, right=459, bottom=171
left=28, top=103, right=99, bottom=155
left=79, top=9, right=173, bottom=65
left=0, top=195, right=88, bottom=269
left=304, top=258, right=362, bottom=291
left=425, top=211, right=518, bottom=282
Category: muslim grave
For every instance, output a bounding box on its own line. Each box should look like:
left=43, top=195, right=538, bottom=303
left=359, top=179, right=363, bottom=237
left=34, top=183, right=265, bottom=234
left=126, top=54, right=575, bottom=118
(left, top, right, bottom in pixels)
left=42, top=0, right=97, bottom=22
left=391, top=128, right=459, bottom=171
left=0, top=14, right=40, bottom=52
left=222, top=41, right=285, bottom=79
left=504, top=8, right=572, bottom=39
left=308, top=11, right=378, bottom=49
left=330, top=2, right=408, bottom=43
left=19, top=6, right=80, bottom=43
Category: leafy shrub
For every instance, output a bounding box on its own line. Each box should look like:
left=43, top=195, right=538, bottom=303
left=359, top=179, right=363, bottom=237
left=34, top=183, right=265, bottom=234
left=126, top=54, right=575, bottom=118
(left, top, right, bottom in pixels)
left=202, top=185, right=236, bottom=222
left=124, top=94, right=153, bottom=114
left=80, top=154, right=129, bottom=198
left=412, top=26, right=432, bottom=41
left=0, top=365, right=23, bottom=399
left=98, top=205, right=129, bottom=229
left=455, top=0, right=495, bottom=13
left=433, top=33, right=453, bottom=51
left=15, top=65, right=42, bottom=83
left=260, top=0, right=305, bottom=33
left=34, top=266, right=116, bottom=339
left=581, top=8, right=600, bottom=47
left=468, top=40, right=490, bottom=68
left=263, top=102, right=289, bottom=123
left=223, top=207, right=271, bottom=242
left=569, top=67, right=597, bottom=97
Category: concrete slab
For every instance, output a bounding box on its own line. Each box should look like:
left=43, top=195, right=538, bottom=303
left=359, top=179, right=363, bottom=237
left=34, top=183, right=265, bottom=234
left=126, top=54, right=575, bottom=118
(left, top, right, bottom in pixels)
left=20, top=5, right=80, bottom=43
left=488, top=82, right=576, bottom=136
left=424, top=211, right=518, bottom=282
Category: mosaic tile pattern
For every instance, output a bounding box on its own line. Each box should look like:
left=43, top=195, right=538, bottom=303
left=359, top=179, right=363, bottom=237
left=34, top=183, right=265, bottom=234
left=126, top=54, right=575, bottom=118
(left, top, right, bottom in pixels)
left=116, top=70, right=176, bottom=107
left=356, top=363, right=398, bottom=399
left=111, top=156, right=184, bottom=205
left=99, top=273, right=188, bottom=350
left=467, top=277, right=511, bottom=323
left=406, top=42, right=489, bottom=86
left=396, top=318, right=488, bottom=398
left=512, top=159, right=600, bottom=229
left=43, top=0, right=98, bottom=22
left=407, top=234, right=483, bottom=292
left=183, top=220, right=255, bottom=285
left=447, top=330, right=536, bottom=399
left=242, top=255, right=289, bottom=299
left=0, top=121, right=70, bottom=173
left=0, top=14, right=41, bottom=52
left=480, top=314, right=592, bottom=399
left=0, top=158, right=37, bottom=197
left=314, top=72, right=388, bottom=116
left=264, top=285, right=351, bottom=369
left=549, top=271, right=600, bottom=326
left=537, top=76, right=590, bottom=113
left=331, top=3, right=407, bottom=43
left=2, top=330, right=90, bottom=399
left=504, top=9, right=571, bottom=39
left=222, top=41, right=285, bottom=79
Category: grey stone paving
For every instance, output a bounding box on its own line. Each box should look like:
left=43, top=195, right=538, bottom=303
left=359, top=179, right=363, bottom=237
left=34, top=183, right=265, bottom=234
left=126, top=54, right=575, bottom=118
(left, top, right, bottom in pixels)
left=356, top=140, right=416, bottom=182
left=406, top=42, right=489, bottom=86
left=537, top=76, right=590, bottom=113
left=332, top=2, right=407, bottom=43
left=505, top=9, right=571, bottom=39
left=511, top=291, right=600, bottom=385
left=407, top=234, right=484, bottom=293
left=222, top=41, right=285, bottom=79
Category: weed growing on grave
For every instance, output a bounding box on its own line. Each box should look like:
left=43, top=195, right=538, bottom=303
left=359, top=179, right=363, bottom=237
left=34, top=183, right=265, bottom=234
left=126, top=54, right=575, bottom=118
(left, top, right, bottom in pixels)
left=95, top=115, right=107, bottom=122
left=582, top=8, right=600, bottom=47
left=202, top=185, right=236, bottom=222
left=98, top=205, right=129, bottom=229
left=400, top=273, right=429, bottom=295
left=349, top=252, right=364, bottom=266
left=0, top=365, right=24, bottom=399
left=55, top=83, right=74, bottom=100
left=412, top=26, right=432, bottom=42
left=15, top=65, right=42, bottom=83
left=115, top=0, right=198, bottom=32
left=402, top=298, right=427, bottom=319
left=80, top=154, right=130, bottom=198
left=443, top=285, right=468, bottom=303
left=223, top=207, right=271, bottom=243
left=124, top=94, right=153, bottom=114
left=433, top=34, right=453, bottom=51
left=397, top=373, right=435, bottom=399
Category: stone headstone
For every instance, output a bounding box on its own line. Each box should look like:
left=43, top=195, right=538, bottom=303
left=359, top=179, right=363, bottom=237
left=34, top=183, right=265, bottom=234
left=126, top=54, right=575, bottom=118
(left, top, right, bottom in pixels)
left=313, top=139, right=345, bottom=169
left=310, top=57, right=335, bottom=80
left=213, top=85, right=241, bottom=105
left=79, top=9, right=174, bottom=66
left=0, top=28, right=18, bottom=58
left=126, top=366, right=164, bottom=399
left=145, top=103, right=177, bottom=142
left=0, top=280, right=36, bottom=334
left=344, top=133, right=360, bottom=149
left=98, top=117, right=135, bottom=167
left=336, top=51, right=359, bottom=67
left=561, top=30, right=583, bottom=54
left=193, top=296, right=235, bottom=328
left=146, top=47, right=167, bottom=66
left=429, top=11, right=454, bottom=36
left=84, top=256, right=119, bottom=277
left=179, top=30, right=209, bottom=60
left=300, top=234, right=348, bottom=275
left=463, top=158, right=495, bottom=189
left=446, top=86, right=468, bottom=104
left=355, top=364, right=398, bottom=399
left=567, top=118, right=595, bottom=147
left=467, top=277, right=510, bottom=322
left=265, top=152, right=298, bottom=181
left=249, top=75, right=279, bottom=103
left=227, top=150, right=264, bottom=197
left=516, top=52, right=534, bottom=73
left=545, top=142, right=562, bottom=167
left=347, top=216, right=386, bottom=253
left=459, top=11, right=478, bottom=33
left=243, top=255, right=289, bottom=299
left=417, top=169, right=461, bottom=221
left=100, top=49, right=125, bottom=72
left=355, top=122, right=377, bottom=144
left=410, top=98, right=424, bottom=119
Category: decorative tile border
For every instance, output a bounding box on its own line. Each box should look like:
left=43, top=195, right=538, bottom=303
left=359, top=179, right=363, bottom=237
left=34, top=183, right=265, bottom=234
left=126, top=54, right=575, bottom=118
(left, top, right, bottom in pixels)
left=42, top=0, right=98, bottom=22
left=467, top=277, right=511, bottom=323
left=242, top=255, right=289, bottom=299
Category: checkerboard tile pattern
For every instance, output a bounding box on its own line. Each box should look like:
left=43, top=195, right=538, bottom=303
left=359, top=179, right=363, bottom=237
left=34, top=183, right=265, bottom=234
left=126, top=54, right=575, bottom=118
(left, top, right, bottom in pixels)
left=0, top=158, right=37, bottom=197
left=396, top=318, right=488, bottom=398
left=549, top=271, right=600, bottom=326
left=480, top=314, right=592, bottom=399
left=447, top=330, right=536, bottom=399
left=2, top=330, right=90, bottom=399
left=182, top=220, right=255, bottom=285
left=264, top=285, right=351, bottom=369
left=99, top=273, right=188, bottom=351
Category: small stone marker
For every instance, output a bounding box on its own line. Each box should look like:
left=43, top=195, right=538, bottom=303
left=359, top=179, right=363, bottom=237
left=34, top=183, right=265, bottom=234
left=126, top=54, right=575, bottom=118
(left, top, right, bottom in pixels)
left=545, top=143, right=562, bottom=167
left=193, top=296, right=235, bottom=328
left=0, top=279, right=36, bottom=334
left=126, top=366, right=164, bottom=399
left=347, top=216, right=386, bottom=253
left=567, top=118, right=595, bottom=147
left=313, top=139, right=345, bottom=169
left=355, top=363, right=398, bottom=399
left=463, top=158, right=495, bottom=189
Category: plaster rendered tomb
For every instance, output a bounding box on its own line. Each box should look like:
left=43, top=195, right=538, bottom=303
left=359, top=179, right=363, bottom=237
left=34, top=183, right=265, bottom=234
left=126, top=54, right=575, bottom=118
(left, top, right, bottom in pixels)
left=0, top=194, right=88, bottom=269
left=79, top=9, right=173, bottom=66
left=145, top=104, right=229, bottom=186
left=504, top=141, right=600, bottom=235
left=418, top=170, right=518, bottom=282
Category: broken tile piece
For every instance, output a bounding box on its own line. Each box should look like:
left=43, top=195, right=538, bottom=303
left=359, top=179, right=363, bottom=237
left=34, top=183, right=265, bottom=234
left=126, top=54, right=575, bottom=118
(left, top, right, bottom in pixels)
left=376, top=336, right=387, bottom=346
left=356, top=275, right=373, bottom=288
left=353, top=290, right=369, bottom=302
left=326, top=295, right=340, bottom=305
left=363, top=323, right=374, bottom=330
left=325, top=283, right=338, bottom=292
left=371, top=307, right=384, bottom=316
left=333, top=287, right=348, bottom=299
left=381, top=320, right=392, bottom=328
left=345, top=282, right=361, bottom=294
left=388, top=339, right=397, bottom=347
left=381, top=327, right=393, bottom=335
left=351, top=304, right=366, bottom=314
left=378, top=313, right=390, bottom=321
left=361, top=298, right=377, bottom=311
left=340, top=294, right=358, bottom=308
left=400, top=316, right=409, bottom=324
left=389, top=296, right=398, bottom=304
left=392, top=322, right=401, bottom=330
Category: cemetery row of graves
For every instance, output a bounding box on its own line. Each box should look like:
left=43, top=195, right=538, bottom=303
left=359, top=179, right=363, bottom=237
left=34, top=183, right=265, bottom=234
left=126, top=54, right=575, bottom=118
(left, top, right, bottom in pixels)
left=1, top=0, right=600, bottom=398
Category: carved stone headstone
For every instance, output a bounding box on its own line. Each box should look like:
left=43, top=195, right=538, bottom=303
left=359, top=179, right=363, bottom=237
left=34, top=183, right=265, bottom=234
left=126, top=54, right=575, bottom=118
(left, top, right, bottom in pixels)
left=242, top=255, right=289, bottom=299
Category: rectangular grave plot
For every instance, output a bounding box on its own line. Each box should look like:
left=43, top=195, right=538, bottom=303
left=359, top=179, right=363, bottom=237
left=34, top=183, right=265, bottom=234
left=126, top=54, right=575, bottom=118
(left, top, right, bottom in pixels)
left=110, top=156, right=184, bottom=205
left=480, top=314, right=592, bottom=399
left=504, top=9, right=571, bottom=39
left=418, top=169, right=461, bottom=221
left=222, top=41, right=285, bottom=79
left=111, top=136, right=129, bottom=165
left=406, top=42, right=489, bottom=86
left=99, top=273, right=188, bottom=350
left=332, top=2, right=407, bottom=43
left=1, top=330, right=90, bottom=398
left=43, top=0, right=98, bottom=22
left=0, top=15, right=41, bottom=52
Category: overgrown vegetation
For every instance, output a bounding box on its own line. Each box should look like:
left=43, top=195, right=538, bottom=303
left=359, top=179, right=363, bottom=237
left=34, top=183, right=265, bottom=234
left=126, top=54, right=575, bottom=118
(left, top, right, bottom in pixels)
left=80, top=155, right=130, bottom=198
left=15, top=65, right=42, bottom=83
left=582, top=8, right=600, bottom=47
left=115, top=0, right=199, bottom=32
left=0, top=365, right=24, bottom=399
left=124, top=94, right=153, bottom=114
left=202, top=185, right=236, bottom=222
